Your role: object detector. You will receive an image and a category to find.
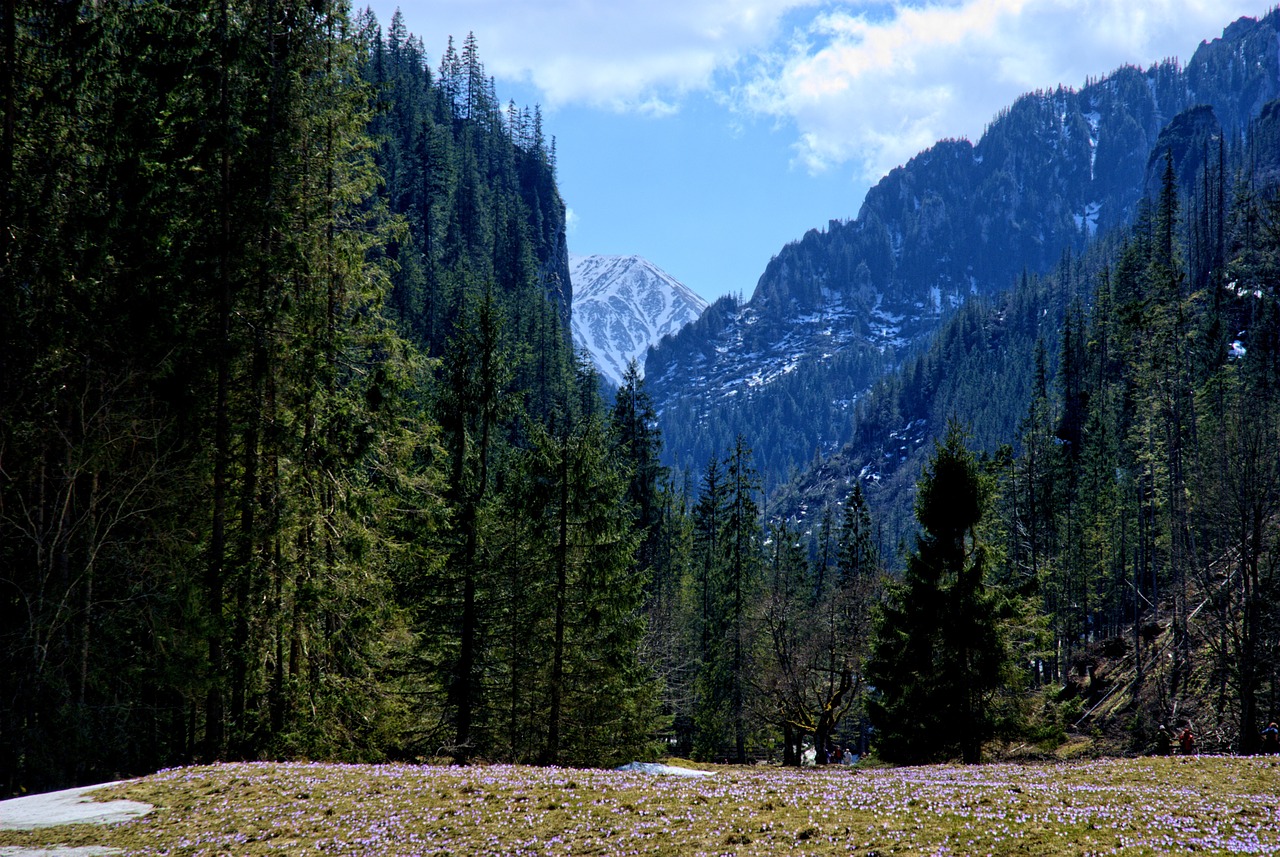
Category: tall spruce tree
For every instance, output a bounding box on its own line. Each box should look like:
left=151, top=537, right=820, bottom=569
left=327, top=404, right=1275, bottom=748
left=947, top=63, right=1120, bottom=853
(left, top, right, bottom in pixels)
left=722, top=437, right=761, bottom=763
left=525, top=370, right=660, bottom=766
left=690, top=456, right=729, bottom=760
left=611, top=361, right=666, bottom=584
left=867, top=423, right=1009, bottom=764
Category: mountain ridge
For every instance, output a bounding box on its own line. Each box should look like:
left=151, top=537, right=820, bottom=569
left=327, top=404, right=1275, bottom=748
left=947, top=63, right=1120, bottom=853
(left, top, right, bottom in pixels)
left=570, top=253, right=708, bottom=387
left=646, top=9, right=1280, bottom=485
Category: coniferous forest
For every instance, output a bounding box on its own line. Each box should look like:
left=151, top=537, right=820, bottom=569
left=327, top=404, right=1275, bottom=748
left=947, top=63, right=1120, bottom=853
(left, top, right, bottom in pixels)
left=4, top=1, right=1280, bottom=797
left=0, top=0, right=659, bottom=791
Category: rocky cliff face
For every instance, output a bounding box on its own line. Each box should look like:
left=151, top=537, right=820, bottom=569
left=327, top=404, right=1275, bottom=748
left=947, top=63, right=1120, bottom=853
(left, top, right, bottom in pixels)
left=647, top=9, right=1280, bottom=484
left=542, top=226, right=575, bottom=341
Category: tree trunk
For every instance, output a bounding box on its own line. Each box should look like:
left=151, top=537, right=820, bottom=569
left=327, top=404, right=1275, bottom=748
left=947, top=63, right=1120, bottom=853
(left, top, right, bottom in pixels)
left=782, top=722, right=797, bottom=766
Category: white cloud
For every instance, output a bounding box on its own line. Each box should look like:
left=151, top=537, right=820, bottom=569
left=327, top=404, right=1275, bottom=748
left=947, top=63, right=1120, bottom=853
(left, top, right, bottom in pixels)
left=565, top=206, right=580, bottom=234
left=738, top=0, right=1275, bottom=181
left=376, top=0, right=820, bottom=111
left=374, top=0, right=1274, bottom=175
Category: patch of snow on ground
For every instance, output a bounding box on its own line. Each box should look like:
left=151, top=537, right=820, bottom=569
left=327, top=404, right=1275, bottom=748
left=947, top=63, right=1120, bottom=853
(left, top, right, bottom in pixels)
left=1084, top=111, right=1100, bottom=179
left=0, top=784, right=151, bottom=831
left=1084, top=202, right=1101, bottom=237
left=1073, top=202, right=1102, bottom=237
left=615, top=762, right=713, bottom=778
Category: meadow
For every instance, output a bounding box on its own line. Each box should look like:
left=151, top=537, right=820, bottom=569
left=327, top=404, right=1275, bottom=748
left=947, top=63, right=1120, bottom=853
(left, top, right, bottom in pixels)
left=3, top=755, right=1280, bottom=856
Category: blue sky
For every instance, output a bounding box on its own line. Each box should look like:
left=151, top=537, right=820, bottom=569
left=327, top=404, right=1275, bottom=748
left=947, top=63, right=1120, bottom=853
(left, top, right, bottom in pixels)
left=361, top=0, right=1275, bottom=303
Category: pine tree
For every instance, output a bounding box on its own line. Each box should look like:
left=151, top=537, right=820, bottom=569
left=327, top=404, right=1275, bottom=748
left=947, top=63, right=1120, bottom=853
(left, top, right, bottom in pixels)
left=722, top=437, right=761, bottom=762
left=525, top=375, right=660, bottom=765
left=690, top=456, right=730, bottom=759
left=867, top=423, right=1009, bottom=764
left=436, top=282, right=515, bottom=760
left=611, top=361, right=667, bottom=584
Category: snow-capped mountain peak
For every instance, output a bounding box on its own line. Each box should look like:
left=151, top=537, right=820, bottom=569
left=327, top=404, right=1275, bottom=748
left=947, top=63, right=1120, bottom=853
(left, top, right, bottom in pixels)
left=570, top=253, right=708, bottom=388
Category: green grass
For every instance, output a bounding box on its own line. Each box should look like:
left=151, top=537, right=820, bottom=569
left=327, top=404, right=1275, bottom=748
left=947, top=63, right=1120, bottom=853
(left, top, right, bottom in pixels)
left=3, top=755, right=1280, bottom=855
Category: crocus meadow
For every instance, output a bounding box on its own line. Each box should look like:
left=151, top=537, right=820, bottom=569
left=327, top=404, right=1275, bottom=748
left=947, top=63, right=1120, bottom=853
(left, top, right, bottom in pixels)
left=4, top=755, right=1279, bottom=855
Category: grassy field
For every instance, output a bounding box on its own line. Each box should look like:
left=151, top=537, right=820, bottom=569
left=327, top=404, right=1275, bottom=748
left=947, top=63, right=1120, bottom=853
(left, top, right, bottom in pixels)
left=3, top=755, right=1280, bottom=855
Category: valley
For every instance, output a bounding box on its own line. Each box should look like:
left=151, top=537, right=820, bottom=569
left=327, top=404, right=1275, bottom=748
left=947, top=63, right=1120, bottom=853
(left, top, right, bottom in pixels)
left=4, top=0, right=1280, bottom=796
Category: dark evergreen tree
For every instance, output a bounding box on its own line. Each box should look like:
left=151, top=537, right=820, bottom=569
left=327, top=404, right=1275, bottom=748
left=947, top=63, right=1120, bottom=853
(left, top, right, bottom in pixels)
left=521, top=366, right=660, bottom=766
left=611, top=361, right=667, bottom=583
left=690, top=456, right=730, bottom=759
left=868, top=423, right=1010, bottom=764
left=722, top=437, right=761, bottom=763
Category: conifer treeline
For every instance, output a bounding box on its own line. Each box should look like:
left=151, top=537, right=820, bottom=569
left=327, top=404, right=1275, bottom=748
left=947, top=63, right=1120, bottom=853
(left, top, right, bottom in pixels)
left=1, top=0, right=417, bottom=789
left=0, top=1, right=657, bottom=793
left=0, top=0, right=868, bottom=792
left=825, top=129, right=1280, bottom=757
left=998, top=144, right=1280, bottom=754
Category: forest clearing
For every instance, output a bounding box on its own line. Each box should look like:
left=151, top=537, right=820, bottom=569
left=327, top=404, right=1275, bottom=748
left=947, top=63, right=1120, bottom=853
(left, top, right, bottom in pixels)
left=3, top=756, right=1279, bottom=856
left=8, top=0, right=1280, bottom=817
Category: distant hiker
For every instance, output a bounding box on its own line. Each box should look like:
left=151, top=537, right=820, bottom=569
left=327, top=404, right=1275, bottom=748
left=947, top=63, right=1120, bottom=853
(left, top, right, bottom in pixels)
left=1155, top=725, right=1172, bottom=756
left=1261, top=722, right=1280, bottom=754
left=842, top=746, right=855, bottom=766
left=1178, top=727, right=1196, bottom=756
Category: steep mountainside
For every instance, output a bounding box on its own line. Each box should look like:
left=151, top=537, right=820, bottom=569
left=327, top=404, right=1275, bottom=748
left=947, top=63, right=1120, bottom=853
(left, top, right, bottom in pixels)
left=775, top=90, right=1280, bottom=550
left=647, top=9, right=1280, bottom=484
left=570, top=254, right=707, bottom=387
left=772, top=257, right=1098, bottom=550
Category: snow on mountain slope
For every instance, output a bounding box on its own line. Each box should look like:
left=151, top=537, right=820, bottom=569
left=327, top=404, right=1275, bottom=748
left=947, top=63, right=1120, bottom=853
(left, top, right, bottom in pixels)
left=645, top=9, right=1280, bottom=487
left=570, top=254, right=708, bottom=387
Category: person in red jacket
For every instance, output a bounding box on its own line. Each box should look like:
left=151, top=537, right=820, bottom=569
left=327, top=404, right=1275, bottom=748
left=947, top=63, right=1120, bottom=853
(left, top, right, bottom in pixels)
left=1178, top=727, right=1196, bottom=756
